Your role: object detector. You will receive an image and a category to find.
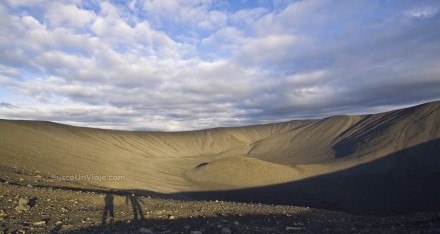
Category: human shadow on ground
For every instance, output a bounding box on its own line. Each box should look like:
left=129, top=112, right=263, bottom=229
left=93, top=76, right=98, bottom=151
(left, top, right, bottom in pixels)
left=102, top=192, right=115, bottom=225
left=125, top=192, right=145, bottom=220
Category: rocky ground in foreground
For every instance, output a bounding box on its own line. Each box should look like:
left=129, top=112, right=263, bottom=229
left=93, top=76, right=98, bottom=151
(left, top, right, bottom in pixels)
left=1, top=167, right=440, bottom=234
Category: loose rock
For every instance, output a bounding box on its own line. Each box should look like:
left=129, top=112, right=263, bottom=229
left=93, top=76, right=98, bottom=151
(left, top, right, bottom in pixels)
left=32, top=220, right=47, bottom=226
left=15, top=197, right=31, bottom=212
left=0, top=210, right=7, bottom=218
left=221, top=227, right=232, bottom=234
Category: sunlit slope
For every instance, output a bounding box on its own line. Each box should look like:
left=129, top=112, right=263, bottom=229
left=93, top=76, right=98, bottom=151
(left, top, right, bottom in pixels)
left=0, top=118, right=308, bottom=192
left=185, top=156, right=330, bottom=189
left=332, top=102, right=440, bottom=160
left=247, top=115, right=363, bottom=164
left=0, top=101, right=439, bottom=192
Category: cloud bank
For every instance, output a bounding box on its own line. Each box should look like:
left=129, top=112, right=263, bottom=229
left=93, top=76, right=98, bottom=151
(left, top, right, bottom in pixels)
left=1, top=0, right=440, bottom=131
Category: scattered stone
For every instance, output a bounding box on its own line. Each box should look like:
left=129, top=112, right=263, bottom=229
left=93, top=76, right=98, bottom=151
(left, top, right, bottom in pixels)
left=55, top=221, right=63, bottom=226
left=138, top=227, right=154, bottom=234
left=233, top=221, right=239, bottom=225
left=32, top=220, right=47, bottom=226
left=190, top=231, right=202, bottom=234
left=221, top=227, right=232, bottom=234
left=26, top=184, right=32, bottom=188
left=18, top=197, right=28, bottom=204
left=61, top=207, right=69, bottom=213
left=0, top=211, right=6, bottom=221
left=15, top=197, right=31, bottom=212
left=168, top=215, right=175, bottom=220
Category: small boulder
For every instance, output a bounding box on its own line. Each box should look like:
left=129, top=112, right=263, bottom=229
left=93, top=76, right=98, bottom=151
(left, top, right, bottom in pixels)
left=0, top=210, right=8, bottom=221
left=0, top=210, right=7, bottom=218
left=32, top=220, right=47, bottom=226
left=15, top=197, right=31, bottom=212
left=18, top=197, right=29, bottom=206
left=221, top=227, right=232, bottom=234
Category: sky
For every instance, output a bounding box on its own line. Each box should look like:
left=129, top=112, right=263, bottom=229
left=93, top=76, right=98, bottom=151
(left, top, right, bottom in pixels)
left=0, top=0, right=440, bottom=131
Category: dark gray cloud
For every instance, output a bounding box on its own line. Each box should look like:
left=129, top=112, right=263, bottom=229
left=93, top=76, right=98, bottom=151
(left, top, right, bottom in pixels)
left=0, top=102, right=15, bottom=108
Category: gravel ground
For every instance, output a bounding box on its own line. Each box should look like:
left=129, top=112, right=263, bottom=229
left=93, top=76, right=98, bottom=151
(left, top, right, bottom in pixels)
left=1, top=168, right=440, bottom=234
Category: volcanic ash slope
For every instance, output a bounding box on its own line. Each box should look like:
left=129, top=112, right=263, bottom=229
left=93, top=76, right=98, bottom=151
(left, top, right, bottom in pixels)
left=0, top=101, right=439, bottom=195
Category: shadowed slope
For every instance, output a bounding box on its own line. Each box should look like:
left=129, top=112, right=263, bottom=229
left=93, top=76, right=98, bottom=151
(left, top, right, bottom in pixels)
left=177, top=139, right=440, bottom=216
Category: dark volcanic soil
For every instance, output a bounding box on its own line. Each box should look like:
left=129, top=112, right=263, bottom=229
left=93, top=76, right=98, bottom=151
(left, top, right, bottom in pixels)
left=1, top=167, right=440, bottom=234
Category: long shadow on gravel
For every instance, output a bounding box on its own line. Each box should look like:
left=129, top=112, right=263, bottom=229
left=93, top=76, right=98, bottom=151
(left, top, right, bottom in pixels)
left=65, top=212, right=440, bottom=234
left=67, top=214, right=299, bottom=234
left=175, top=139, right=440, bottom=216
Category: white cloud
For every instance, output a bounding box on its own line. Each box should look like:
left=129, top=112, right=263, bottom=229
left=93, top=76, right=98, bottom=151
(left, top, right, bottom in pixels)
left=5, top=0, right=46, bottom=7
left=237, top=34, right=298, bottom=65
left=1, top=0, right=440, bottom=131
left=200, top=26, right=245, bottom=56
left=197, top=10, right=228, bottom=30
left=45, top=2, right=96, bottom=28
left=229, top=7, right=268, bottom=26
left=140, top=0, right=212, bottom=27
left=405, top=6, right=439, bottom=19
